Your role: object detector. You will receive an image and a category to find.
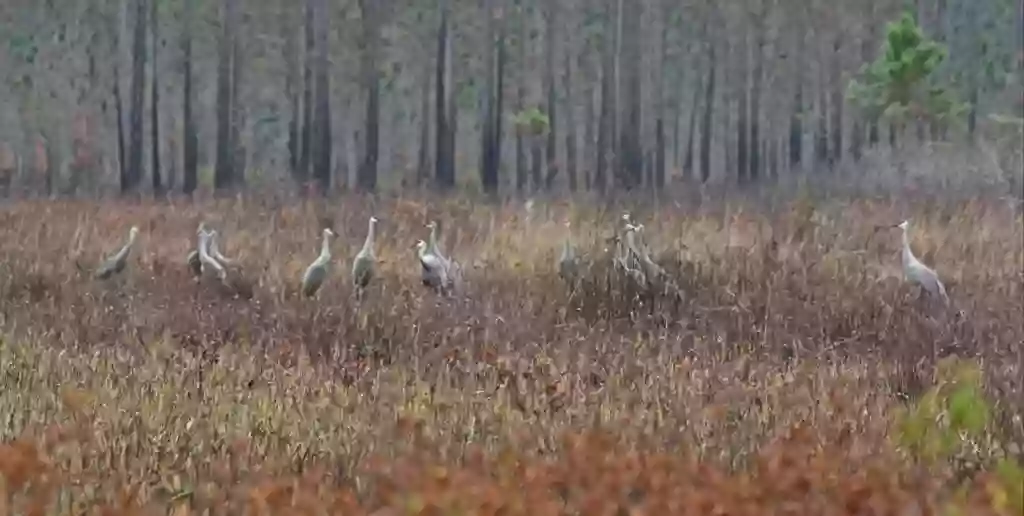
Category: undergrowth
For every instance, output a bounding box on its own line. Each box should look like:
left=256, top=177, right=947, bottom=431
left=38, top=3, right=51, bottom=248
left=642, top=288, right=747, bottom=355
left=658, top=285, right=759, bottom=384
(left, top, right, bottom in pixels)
left=0, top=194, right=1021, bottom=514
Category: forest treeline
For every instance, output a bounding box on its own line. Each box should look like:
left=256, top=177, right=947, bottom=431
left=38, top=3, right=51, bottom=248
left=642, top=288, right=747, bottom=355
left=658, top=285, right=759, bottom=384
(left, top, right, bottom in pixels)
left=0, top=0, right=1021, bottom=197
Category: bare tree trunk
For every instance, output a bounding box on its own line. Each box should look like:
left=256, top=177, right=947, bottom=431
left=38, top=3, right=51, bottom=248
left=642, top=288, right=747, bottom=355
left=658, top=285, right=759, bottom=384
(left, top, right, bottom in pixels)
left=830, top=35, right=844, bottom=166
left=595, top=0, right=617, bottom=195
left=618, top=0, right=642, bottom=190
left=358, top=0, right=379, bottom=192
left=416, top=59, right=431, bottom=187
left=124, top=0, right=146, bottom=193
left=283, top=0, right=301, bottom=181
left=789, top=19, right=804, bottom=170
left=480, top=0, right=499, bottom=195
left=494, top=20, right=506, bottom=193
left=434, top=0, right=455, bottom=189
left=150, top=0, right=162, bottom=196
left=181, top=0, right=197, bottom=194
left=543, top=0, right=559, bottom=191
left=749, top=0, right=767, bottom=182
left=515, top=2, right=527, bottom=194
left=311, top=0, right=331, bottom=193
left=563, top=38, right=578, bottom=193
left=214, top=0, right=236, bottom=190
left=736, top=29, right=749, bottom=185
left=113, top=3, right=127, bottom=193
left=683, top=74, right=700, bottom=179
left=699, top=37, right=716, bottom=184
left=653, top=0, right=668, bottom=191
left=230, top=5, right=245, bottom=187
left=298, top=0, right=314, bottom=185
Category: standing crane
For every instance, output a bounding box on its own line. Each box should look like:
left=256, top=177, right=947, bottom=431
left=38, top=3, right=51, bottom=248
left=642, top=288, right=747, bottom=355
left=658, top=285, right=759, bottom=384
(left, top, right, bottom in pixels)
left=416, top=239, right=449, bottom=294
left=558, top=220, right=580, bottom=286
left=95, top=226, right=140, bottom=280
left=186, top=222, right=207, bottom=279
left=197, top=229, right=226, bottom=280
left=894, top=220, right=949, bottom=305
left=351, top=216, right=379, bottom=300
left=301, top=228, right=335, bottom=298
left=426, top=220, right=462, bottom=292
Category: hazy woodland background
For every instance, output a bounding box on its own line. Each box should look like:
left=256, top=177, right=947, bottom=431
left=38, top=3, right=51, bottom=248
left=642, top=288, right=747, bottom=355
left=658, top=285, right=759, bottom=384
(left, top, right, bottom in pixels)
left=0, top=0, right=1021, bottom=198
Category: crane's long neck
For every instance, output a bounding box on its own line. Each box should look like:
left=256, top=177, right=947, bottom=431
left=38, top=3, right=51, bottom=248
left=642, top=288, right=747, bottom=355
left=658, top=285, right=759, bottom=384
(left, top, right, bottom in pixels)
left=428, top=226, right=442, bottom=256
left=317, top=232, right=332, bottom=263
left=901, top=229, right=915, bottom=266
left=362, top=220, right=376, bottom=254
left=117, top=232, right=137, bottom=260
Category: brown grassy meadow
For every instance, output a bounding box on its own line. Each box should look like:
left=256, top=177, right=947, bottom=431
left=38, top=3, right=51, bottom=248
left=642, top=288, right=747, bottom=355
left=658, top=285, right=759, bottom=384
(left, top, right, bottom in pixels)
left=0, top=193, right=1022, bottom=515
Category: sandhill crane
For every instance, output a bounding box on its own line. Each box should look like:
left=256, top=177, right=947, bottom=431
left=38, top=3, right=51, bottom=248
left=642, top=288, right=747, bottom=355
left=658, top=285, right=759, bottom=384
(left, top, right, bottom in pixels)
left=628, top=224, right=667, bottom=282
left=197, top=229, right=226, bottom=280
left=894, top=220, right=949, bottom=305
left=426, top=220, right=462, bottom=292
left=186, top=223, right=207, bottom=279
left=426, top=221, right=448, bottom=263
left=351, top=216, right=379, bottom=300
left=95, top=226, right=140, bottom=280
left=301, top=228, right=335, bottom=298
left=558, top=220, right=580, bottom=285
left=416, top=239, right=449, bottom=294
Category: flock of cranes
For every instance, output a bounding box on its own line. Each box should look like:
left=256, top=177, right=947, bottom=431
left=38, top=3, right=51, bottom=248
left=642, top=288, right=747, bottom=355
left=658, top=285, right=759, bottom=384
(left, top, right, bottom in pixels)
left=87, top=213, right=952, bottom=307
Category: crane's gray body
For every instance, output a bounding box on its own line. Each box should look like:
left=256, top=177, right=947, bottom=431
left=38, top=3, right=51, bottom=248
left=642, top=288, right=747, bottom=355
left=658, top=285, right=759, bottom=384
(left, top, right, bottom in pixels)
left=95, top=227, right=139, bottom=280
left=417, top=240, right=449, bottom=293
left=558, top=222, right=580, bottom=285
left=352, top=217, right=378, bottom=291
left=897, top=220, right=949, bottom=304
left=301, top=228, right=334, bottom=297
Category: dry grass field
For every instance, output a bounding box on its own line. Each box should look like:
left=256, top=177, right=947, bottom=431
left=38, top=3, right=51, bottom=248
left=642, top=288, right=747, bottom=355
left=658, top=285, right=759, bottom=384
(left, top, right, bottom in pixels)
left=0, top=193, right=1022, bottom=515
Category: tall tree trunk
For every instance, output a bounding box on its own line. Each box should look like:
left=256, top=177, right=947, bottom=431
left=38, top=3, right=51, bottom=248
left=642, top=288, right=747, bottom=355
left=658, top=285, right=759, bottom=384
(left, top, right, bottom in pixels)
left=124, top=0, right=146, bottom=194
left=618, top=0, right=642, bottom=190
left=595, top=0, right=617, bottom=195
left=736, top=30, right=749, bottom=185
left=543, top=0, right=559, bottom=190
left=653, top=0, right=668, bottom=190
left=749, top=0, right=766, bottom=182
left=284, top=0, right=301, bottom=181
left=358, top=0, right=379, bottom=192
left=683, top=72, right=701, bottom=179
left=113, top=4, right=127, bottom=193
left=699, top=37, right=716, bottom=184
left=584, top=86, right=595, bottom=191
left=494, top=21, right=506, bottom=193
left=814, top=70, right=829, bottom=168
left=181, top=0, right=197, bottom=194
left=789, top=21, right=804, bottom=171
left=829, top=35, right=843, bottom=166
left=214, top=0, right=236, bottom=190
left=150, top=0, right=162, bottom=196
left=230, top=5, right=245, bottom=187
left=416, top=59, right=431, bottom=187
left=312, top=0, right=331, bottom=193
left=480, top=0, right=499, bottom=195
left=563, top=34, right=578, bottom=193
left=434, top=0, right=455, bottom=189
left=515, top=2, right=527, bottom=194
left=298, top=0, right=314, bottom=184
